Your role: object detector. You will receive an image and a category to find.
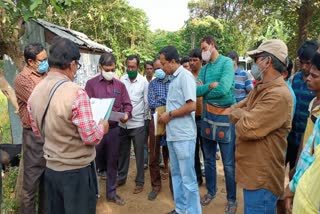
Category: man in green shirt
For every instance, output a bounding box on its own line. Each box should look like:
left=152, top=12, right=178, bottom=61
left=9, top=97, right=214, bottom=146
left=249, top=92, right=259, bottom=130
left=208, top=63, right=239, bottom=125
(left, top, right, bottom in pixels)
left=197, top=35, right=237, bottom=213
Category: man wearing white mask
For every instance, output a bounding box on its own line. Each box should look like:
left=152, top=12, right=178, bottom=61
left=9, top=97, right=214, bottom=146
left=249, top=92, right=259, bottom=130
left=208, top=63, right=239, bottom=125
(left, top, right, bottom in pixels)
left=147, top=57, right=170, bottom=201
left=229, top=39, right=293, bottom=213
left=14, top=43, right=49, bottom=214
left=196, top=36, right=237, bottom=213
left=85, top=52, right=133, bottom=206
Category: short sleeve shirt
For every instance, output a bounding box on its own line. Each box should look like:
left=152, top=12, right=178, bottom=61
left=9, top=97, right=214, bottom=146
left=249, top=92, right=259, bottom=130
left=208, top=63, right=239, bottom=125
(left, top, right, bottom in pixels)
left=166, top=66, right=196, bottom=141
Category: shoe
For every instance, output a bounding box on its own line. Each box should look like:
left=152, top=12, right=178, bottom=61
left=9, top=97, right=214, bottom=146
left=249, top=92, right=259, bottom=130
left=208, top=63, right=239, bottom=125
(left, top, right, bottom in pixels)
left=107, top=194, right=126, bottom=206
left=148, top=190, right=159, bottom=201
left=144, top=163, right=148, bottom=170
left=97, top=170, right=107, bottom=180
left=159, top=162, right=165, bottom=168
left=225, top=200, right=237, bottom=214
left=200, top=193, right=215, bottom=206
left=167, top=210, right=179, bottom=214
left=133, top=185, right=143, bottom=194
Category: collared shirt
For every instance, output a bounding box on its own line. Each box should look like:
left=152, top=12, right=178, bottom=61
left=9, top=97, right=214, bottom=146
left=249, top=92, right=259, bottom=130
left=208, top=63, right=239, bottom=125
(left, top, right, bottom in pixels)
left=14, top=66, right=46, bottom=128
left=28, top=87, right=104, bottom=145
left=166, top=66, right=196, bottom=141
left=197, top=54, right=235, bottom=106
left=120, top=73, right=148, bottom=129
left=290, top=117, right=320, bottom=193
left=85, top=74, right=133, bottom=127
left=148, top=77, right=169, bottom=114
left=229, top=76, right=293, bottom=196
left=291, top=71, right=315, bottom=135
left=234, top=68, right=253, bottom=102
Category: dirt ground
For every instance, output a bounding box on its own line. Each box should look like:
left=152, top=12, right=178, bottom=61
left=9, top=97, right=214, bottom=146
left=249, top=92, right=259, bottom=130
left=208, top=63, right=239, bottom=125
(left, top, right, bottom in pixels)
left=96, top=155, right=244, bottom=214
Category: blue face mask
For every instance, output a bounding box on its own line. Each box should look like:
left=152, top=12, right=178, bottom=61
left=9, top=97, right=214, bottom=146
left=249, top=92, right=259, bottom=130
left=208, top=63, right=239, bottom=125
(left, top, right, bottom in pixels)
left=37, top=60, right=49, bottom=73
left=154, top=69, right=166, bottom=79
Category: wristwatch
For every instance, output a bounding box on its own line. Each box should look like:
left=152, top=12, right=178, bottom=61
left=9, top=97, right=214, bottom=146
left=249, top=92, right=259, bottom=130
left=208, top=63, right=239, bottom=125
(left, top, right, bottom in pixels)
left=169, top=111, right=173, bottom=120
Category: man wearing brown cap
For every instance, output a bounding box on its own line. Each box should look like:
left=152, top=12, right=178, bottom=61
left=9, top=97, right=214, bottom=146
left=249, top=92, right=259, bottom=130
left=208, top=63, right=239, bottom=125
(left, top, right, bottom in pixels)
left=229, top=39, right=294, bottom=213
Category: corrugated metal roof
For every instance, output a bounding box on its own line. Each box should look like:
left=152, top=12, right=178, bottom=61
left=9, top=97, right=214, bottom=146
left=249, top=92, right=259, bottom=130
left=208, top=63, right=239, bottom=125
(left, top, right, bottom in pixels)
left=35, top=19, right=112, bottom=53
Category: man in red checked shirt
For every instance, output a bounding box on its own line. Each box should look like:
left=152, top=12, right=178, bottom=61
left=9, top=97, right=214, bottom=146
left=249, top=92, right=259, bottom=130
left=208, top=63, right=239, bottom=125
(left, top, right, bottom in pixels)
left=85, top=52, right=133, bottom=206
left=28, top=37, right=109, bottom=214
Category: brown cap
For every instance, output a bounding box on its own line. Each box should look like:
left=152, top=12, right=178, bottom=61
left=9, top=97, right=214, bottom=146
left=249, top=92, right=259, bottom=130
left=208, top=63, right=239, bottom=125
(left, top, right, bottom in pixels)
left=247, top=39, right=288, bottom=65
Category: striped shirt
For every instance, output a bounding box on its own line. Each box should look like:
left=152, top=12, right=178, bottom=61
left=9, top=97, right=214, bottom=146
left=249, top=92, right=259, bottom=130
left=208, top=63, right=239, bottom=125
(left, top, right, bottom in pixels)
left=291, top=71, right=315, bottom=135
left=289, top=117, right=320, bottom=192
left=234, top=68, right=253, bottom=102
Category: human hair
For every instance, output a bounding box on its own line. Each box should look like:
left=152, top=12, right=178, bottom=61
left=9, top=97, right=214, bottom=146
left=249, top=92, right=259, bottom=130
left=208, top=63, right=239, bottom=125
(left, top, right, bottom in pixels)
left=24, top=43, right=45, bottom=65
left=144, top=61, right=153, bottom=69
left=180, top=56, right=189, bottom=65
left=159, top=45, right=180, bottom=63
left=262, top=52, right=287, bottom=74
left=226, top=51, right=239, bottom=64
left=286, top=57, right=293, bottom=79
left=297, top=40, right=318, bottom=61
left=311, top=52, right=320, bottom=71
left=126, top=55, right=140, bottom=66
left=189, top=48, right=202, bottom=60
left=153, top=56, right=160, bottom=64
left=99, top=52, right=116, bottom=66
left=48, top=37, right=80, bottom=69
left=200, top=36, right=218, bottom=49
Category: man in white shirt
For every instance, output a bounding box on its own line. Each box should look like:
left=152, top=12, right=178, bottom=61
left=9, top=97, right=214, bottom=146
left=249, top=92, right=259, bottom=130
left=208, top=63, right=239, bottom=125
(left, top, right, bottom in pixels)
left=118, top=55, right=149, bottom=194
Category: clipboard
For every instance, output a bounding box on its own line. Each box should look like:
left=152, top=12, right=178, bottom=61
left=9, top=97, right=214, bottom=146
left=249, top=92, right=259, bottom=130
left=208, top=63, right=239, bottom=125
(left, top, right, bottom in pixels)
left=154, top=106, right=166, bottom=136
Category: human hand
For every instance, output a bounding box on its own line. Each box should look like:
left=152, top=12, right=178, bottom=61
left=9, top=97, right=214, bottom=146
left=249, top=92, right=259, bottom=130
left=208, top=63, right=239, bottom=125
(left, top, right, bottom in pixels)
left=98, top=119, right=109, bottom=134
left=284, top=185, right=294, bottom=213
left=159, top=112, right=170, bottom=124
left=120, top=113, right=129, bottom=123
left=209, top=82, right=219, bottom=90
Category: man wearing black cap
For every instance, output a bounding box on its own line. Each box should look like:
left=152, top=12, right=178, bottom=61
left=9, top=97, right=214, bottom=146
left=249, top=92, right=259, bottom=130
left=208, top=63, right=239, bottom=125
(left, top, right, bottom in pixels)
left=229, top=39, right=294, bottom=213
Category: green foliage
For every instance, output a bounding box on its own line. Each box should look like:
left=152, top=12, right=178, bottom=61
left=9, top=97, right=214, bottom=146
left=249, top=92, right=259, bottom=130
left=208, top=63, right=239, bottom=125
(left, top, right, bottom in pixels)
left=1, top=166, right=19, bottom=212
left=0, top=91, right=12, bottom=144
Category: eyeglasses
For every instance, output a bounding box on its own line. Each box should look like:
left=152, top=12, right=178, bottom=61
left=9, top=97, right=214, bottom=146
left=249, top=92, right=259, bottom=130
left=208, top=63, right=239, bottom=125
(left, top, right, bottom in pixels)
left=76, top=61, right=82, bottom=70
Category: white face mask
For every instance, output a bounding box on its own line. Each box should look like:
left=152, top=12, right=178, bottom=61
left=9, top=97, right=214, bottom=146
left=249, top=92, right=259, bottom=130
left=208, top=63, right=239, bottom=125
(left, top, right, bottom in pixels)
left=102, top=71, right=114, bottom=81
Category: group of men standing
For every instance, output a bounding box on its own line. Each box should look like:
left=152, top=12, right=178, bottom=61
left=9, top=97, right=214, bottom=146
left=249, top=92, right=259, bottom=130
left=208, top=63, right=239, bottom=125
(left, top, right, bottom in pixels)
left=13, top=34, right=320, bottom=214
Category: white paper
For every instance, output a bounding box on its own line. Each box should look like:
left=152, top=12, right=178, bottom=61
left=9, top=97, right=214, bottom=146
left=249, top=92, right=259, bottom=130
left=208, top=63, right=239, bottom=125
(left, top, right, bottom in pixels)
left=90, top=98, right=114, bottom=124
left=153, top=112, right=158, bottom=136
left=109, top=111, right=126, bottom=122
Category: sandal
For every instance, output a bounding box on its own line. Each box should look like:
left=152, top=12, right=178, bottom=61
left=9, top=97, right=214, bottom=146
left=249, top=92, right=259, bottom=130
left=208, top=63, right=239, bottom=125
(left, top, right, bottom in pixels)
left=200, top=193, right=215, bottom=206
left=225, top=201, right=237, bottom=214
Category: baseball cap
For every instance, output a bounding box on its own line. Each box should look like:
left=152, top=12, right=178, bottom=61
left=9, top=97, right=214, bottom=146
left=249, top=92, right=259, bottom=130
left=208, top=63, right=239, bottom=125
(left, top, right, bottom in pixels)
left=247, top=39, right=288, bottom=65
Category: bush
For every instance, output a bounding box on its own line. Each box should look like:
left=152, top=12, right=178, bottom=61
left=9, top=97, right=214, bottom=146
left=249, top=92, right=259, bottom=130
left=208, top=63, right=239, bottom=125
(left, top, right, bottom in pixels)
left=1, top=166, right=19, bottom=212
left=0, top=92, right=12, bottom=144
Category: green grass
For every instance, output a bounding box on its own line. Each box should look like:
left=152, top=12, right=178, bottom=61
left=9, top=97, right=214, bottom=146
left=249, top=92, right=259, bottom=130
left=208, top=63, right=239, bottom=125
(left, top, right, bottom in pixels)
left=0, top=91, right=12, bottom=144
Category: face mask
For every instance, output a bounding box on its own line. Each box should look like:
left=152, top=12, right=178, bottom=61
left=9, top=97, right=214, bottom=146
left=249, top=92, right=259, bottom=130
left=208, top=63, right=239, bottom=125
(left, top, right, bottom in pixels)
left=102, top=71, right=114, bottom=81
left=154, top=69, right=166, bottom=79
left=251, top=59, right=267, bottom=81
left=127, top=70, right=138, bottom=79
left=37, top=59, right=49, bottom=73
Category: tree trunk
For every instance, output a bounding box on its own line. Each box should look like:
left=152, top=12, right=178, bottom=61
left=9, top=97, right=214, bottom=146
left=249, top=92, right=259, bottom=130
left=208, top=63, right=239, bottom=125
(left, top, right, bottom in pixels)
left=0, top=69, right=19, bottom=113
left=296, top=0, right=315, bottom=47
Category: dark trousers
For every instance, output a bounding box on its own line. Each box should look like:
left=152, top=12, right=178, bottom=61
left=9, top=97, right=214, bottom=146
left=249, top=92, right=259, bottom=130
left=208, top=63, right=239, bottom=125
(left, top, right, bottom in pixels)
left=286, top=131, right=303, bottom=170
left=45, top=165, right=97, bottom=214
left=95, top=127, right=120, bottom=199
left=148, top=118, right=169, bottom=192
left=195, top=119, right=204, bottom=184
left=22, top=128, right=46, bottom=214
left=118, top=126, right=145, bottom=186
left=144, top=119, right=151, bottom=165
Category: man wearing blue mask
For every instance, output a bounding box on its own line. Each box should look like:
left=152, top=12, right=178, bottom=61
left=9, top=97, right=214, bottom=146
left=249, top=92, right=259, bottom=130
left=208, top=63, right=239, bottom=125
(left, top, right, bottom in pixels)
left=147, top=56, right=170, bottom=201
left=14, top=43, right=48, bottom=214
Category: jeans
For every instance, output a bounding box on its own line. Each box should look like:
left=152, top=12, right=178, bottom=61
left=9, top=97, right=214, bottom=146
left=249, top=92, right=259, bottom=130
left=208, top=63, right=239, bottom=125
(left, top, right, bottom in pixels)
left=243, top=189, right=278, bottom=214
left=202, top=125, right=236, bottom=202
left=167, top=140, right=202, bottom=214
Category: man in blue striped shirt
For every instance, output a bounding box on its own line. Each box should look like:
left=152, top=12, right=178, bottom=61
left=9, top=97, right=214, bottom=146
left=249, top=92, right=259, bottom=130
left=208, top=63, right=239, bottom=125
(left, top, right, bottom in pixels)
left=227, top=51, right=253, bottom=102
